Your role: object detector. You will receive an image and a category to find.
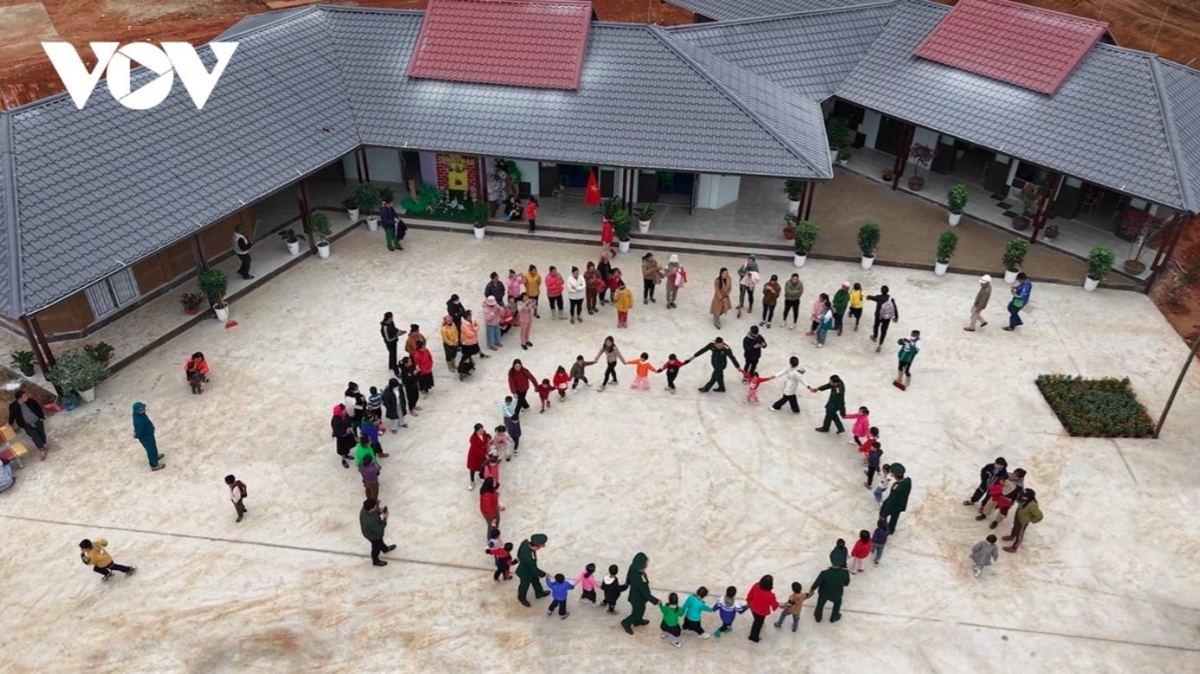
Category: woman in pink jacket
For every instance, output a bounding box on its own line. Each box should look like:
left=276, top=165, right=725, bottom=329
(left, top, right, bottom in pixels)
left=516, top=293, right=536, bottom=350
left=483, top=297, right=504, bottom=350
left=506, top=270, right=524, bottom=304
left=545, top=266, right=566, bottom=320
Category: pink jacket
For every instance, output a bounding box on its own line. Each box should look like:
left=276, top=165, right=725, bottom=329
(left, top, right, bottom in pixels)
left=482, top=298, right=503, bottom=326
left=507, top=276, right=524, bottom=299
left=574, top=571, right=599, bottom=592
left=810, top=298, right=825, bottom=321
left=844, top=412, right=871, bottom=438
left=517, top=299, right=535, bottom=326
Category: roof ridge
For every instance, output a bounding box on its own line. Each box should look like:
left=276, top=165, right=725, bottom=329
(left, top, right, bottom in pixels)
left=1149, top=58, right=1198, bottom=212
left=218, top=4, right=321, bottom=41
left=309, top=8, right=366, bottom=148
left=985, top=0, right=1108, bottom=29
left=0, top=114, right=23, bottom=317
left=650, top=26, right=828, bottom=178
left=664, top=0, right=899, bottom=33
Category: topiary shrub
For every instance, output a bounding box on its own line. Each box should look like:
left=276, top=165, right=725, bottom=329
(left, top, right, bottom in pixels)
left=1035, top=375, right=1155, bottom=438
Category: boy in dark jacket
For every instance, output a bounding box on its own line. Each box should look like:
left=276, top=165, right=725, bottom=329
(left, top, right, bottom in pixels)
left=488, top=542, right=513, bottom=581
left=657, top=354, right=691, bottom=392
left=600, top=564, right=627, bottom=614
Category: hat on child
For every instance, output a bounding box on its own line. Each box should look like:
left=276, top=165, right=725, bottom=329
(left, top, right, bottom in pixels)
left=669, top=254, right=679, bottom=263
left=979, top=275, right=991, bottom=284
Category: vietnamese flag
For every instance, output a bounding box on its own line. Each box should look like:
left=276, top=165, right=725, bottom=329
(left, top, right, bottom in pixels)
left=584, top=169, right=601, bottom=206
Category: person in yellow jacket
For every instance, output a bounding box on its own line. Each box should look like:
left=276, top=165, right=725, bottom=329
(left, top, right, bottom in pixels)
left=439, top=316, right=459, bottom=373
left=614, top=281, right=634, bottom=328
left=847, top=282, right=865, bottom=332
left=79, top=539, right=136, bottom=581
left=524, top=264, right=543, bottom=319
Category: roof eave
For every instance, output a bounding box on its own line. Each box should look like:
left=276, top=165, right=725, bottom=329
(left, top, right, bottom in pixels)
left=1149, top=58, right=1200, bottom=213
left=0, top=113, right=22, bottom=318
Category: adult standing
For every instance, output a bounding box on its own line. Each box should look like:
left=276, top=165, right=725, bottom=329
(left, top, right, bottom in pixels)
left=507, top=359, right=537, bottom=417
left=516, top=293, right=536, bottom=349
left=964, top=275, right=992, bottom=331
left=516, top=533, right=550, bottom=606
left=620, top=552, right=659, bottom=634
left=735, top=254, right=760, bottom=319
left=344, top=382, right=366, bottom=423
left=399, top=357, right=421, bottom=416
left=782, top=273, right=804, bottom=329
left=810, top=375, right=846, bottom=433
left=808, top=563, right=851, bottom=623
left=459, top=310, right=484, bottom=360
left=380, top=196, right=402, bottom=251
left=446, top=294, right=465, bottom=332
left=482, top=296, right=504, bottom=351
left=694, top=337, right=741, bottom=393
left=506, top=270, right=524, bottom=306
left=1003, top=273, right=1033, bottom=332
left=331, top=404, right=356, bottom=468
left=641, top=252, right=662, bottom=305
left=742, top=326, right=767, bottom=380
left=132, top=403, right=164, bottom=472
left=963, top=457, right=1007, bottom=507
left=184, top=352, right=211, bottom=383
left=868, top=285, right=899, bottom=352
left=413, top=341, right=435, bottom=394
left=770, top=357, right=809, bottom=414
left=545, top=266, right=565, bottom=320
left=439, top=316, right=459, bottom=373
left=760, top=274, right=780, bottom=328
left=525, top=265, right=542, bottom=319
left=879, top=462, right=912, bottom=533
left=1003, top=489, right=1043, bottom=553
left=664, top=254, right=686, bottom=309
left=381, top=378, right=407, bottom=433
left=467, top=423, right=491, bottom=490
left=565, top=266, right=586, bottom=324
left=487, top=173, right=505, bottom=219
left=232, top=223, right=254, bottom=280
left=404, top=324, right=424, bottom=359
left=710, top=268, right=733, bottom=329
left=597, top=255, right=613, bottom=306
left=359, top=498, right=395, bottom=566
left=584, top=261, right=602, bottom=314
left=8, top=388, right=47, bottom=461
left=745, top=574, right=778, bottom=643
left=379, top=312, right=404, bottom=377
left=484, top=272, right=506, bottom=305
left=832, top=282, right=850, bottom=336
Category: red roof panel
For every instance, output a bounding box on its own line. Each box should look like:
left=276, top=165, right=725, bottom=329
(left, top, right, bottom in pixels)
left=406, top=0, right=593, bottom=90
left=913, top=0, right=1107, bottom=95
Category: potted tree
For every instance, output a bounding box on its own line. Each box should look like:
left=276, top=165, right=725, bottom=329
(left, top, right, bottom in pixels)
left=1043, top=223, right=1060, bottom=242
left=199, top=268, right=231, bottom=322
left=907, top=144, right=935, bottom=191
left=1002, top=237, right=1030, bottom=283
left=356, top=184, right=381, bottom=232
left=793, top=220, right=820, bottom=268
left=84, top=341, right=115, bottom=367
left=179, top=291, right=204, bottom=315
left=1085, top=245, right=1114, bottom=292
left=947, top=184, right=968, bottom=226
left=612, top=209, right=633, bottom=254
left=934, top=230, right=958, bottom=276
left=825, top=116, right=850, bottom=165
left=784, top=180, right=804, bottom=216
left=311, top=212, right=333, bottom=259
left=881, top=167, right=894, bottom=182
left=782, top=212, right=797, bottom=240
left=635, top=203, right=655, bottom=234
left=1120, top=211, right=1169, bottom=275
left=837, top=149, right=852, bottom=166
left=858, top=223, right=881, bottom=270
left=1012, top=183, right=1040, bottom=230
left=46, top=348, right=109, bottom=403
left=344, top=196, right=360, bottom=224
left=9, top=350, right=36, bottom=377
left=277, top=228, right=303, bottom=256
left=472, top=202, right=489, bottom=240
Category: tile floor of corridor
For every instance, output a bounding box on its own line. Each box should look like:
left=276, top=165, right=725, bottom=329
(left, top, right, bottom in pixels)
left=2, top=229, right=1198, bottom=673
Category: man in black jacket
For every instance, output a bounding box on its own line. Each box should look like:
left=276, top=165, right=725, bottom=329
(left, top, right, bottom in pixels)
left=742, top=326, right=767, bottom=381
left=963, top=457, right=1007, bottom=507
left=232, top=223, right=254, bottom=280
left=359, top=499, right=394, bottom=566
left=8, top=388, right=47, bottom=460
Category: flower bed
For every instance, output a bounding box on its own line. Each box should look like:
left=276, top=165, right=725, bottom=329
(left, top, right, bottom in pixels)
left=1035, top=375, right=1155, bottom=438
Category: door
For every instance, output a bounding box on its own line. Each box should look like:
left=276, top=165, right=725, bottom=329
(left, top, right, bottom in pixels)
left=874, top=115, right=904, bottom=155
left=538, top=163, right=559, bottom=198
left=637, top=170, right=659, bottom=203
left=84, top=268, right=140, bottom=320
left=401, top=151, right=421, bottom=185
left=600, top=169, right=615, bottom=198
left=982, top=154, right=1011, bottom=194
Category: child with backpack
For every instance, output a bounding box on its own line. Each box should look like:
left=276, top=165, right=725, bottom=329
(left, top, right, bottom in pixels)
left=224, top=474, right=248, bottom=522
left=600, top=564, right=627, bottom=614
left=488, top=541, right=513, bottom=581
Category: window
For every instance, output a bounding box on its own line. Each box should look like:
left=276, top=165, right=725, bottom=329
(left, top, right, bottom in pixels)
left=84, top=268, right=140, bottom=319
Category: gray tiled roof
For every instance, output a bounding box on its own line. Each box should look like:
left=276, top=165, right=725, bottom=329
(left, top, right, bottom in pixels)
left=325, top=10, right=829, bottom=178
left=1159, top=61, right=1200, bottom=214
left=0, top=116, right=16, bottom=317
left=666, top=1, right=896, bottom=99
left=835, top=0, right=1193, bottom=212
left=666, top=0, right=883, bottom=21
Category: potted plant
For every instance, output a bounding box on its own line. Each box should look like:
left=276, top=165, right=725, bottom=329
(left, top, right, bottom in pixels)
left=934, top=230, right=958, bottom=277
left=612, top=209, right=633, bottom=254
left=9, top=350, right=35, bottom=377
left=1012, top=183, right=1040, bottom=230
left=597, top=197, right=621, bottom=221
left=837, top=149, right=852, bottom=166
left=1085, top=245, right=1113, bottom=292
left=179, top=291, right=204, bottom=315
left=84, top=341, right=115, bottom=367
left=858, top=222, right=881, bottom=270
left=356, top=184, right=380, bottom=231
left=881, top=167, right=894, bottom=182
left=46, top=348, right=109, bottom=403
left=947, top=184, right=968, bottom=226
left=1120, top=211, right=1170, bottom=275
left=199, top=268, right=231, bottom=321
left=825, top=116, right=850, bottom=164
left=1043, top=223, right=1060, bottom=242
left=311, top=212, right=333, bottom=259
left=1002, top=237, right=1030, bottom=283
left=784, top=180, right=804, bottom=216
left=277, top=228, right=303, bottom=256
left=793, top=220, right=820, bottom=268
left=782, top=213, right=797, bottom=240
left=907, top=144, right=935, bottom=190
left=343, top=196, right=360, bottom=224
left=635, top=203, right=655, bottom=234
left=472, top=202, right=489, bottom=240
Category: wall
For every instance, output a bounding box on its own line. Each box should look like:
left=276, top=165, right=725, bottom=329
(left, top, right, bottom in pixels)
left=860, top=109, right=882, bottom=149
left=131, top=239, right=194, bottom=295
left=695, top=174, right=740, bottom=210
left=513, top=160, right=539, bottom=197
left=365, top=147, right=403, bottom=183
left=34, top=291, right=94, bottom=335
left=199, top=211, right=254, bottom=263
left=419, top=152, right=438, bottom=188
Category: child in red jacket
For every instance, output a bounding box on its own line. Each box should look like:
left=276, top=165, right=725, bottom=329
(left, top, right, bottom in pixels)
left=658, top=354, right=691, bottom=393
left=535, top=378, right=555, bottom=413
left=849, top=529, right=871, bottom=574
left=553, top=366, right=571, bottom=401
left=608, top=268, right=622, bottom=304
left=488, top=541, right=513, bottom=581
left=740, top=371, right=773, bottom=403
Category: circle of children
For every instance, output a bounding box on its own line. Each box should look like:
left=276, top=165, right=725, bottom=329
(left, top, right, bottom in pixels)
left=309, top=248, right=1046, bottom=649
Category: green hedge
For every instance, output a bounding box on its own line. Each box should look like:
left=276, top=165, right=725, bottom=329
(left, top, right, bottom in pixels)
left=1035, top=375, right=1155, bottom=438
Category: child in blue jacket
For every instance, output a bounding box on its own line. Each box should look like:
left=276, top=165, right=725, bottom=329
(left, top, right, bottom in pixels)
left=712, top=585, right=748, bottom=637
left=546, top=573, right=575, bottom=619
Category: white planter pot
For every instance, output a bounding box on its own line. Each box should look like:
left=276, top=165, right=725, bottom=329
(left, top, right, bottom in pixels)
left=1004, top=268, right=1018, bottom=284
left=348, top=208, right=360, bottom=222
left=837, top=158, right=849, bottom=166
left=861, top=255, right=875, bottom=270
left=317, top=242, right=331, bottom=259
left=1043, top=236, right=1056, bottom=243
left=1083, top=275, right=1100, bottom=292
left=366, top=217, right=379, bottom=232
left=948, top=212, right=962, bottom=226
left=638, top=220, right=650, bottom=234
left=618, top=239, right=631, bottom=254
left=829, top=149, right=838, bottom=164
left=473, top=226, right=486, bottom=240
left=78, top=387, right=95, bottom=403
left=787, top=198, right=800, bottom=216
left=793, top=253, right=807, bottom=268
left=934, top=260, right=949, bottom=276
left=286, top=240, right=301, bottom=256
left=214, top=304, right=230, bottom=322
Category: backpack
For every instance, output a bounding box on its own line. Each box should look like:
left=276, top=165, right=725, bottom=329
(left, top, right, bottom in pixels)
left=879, top=298, right=896, bottom=320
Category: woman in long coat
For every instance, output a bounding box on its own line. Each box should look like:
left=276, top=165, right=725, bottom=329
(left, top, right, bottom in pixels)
left=399, top=357, right=422, bottom=415
left=710, top=267, right=733, bottom=329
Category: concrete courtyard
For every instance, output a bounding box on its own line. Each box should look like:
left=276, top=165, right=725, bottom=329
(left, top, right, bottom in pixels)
left=2, top=228, right=1199, bottom=673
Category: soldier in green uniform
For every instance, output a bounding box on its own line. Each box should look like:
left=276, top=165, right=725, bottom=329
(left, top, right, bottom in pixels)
left=880, top=462, right=912, bottom=533
left=807, top=563, right=851, bottom=623
left=515, top=533, right=549, bottom=607
left=693, top=337, right=741, bottom=393
left=810, top=374, right=846, bottom=433
left=620, top=552, right=660, bottom=634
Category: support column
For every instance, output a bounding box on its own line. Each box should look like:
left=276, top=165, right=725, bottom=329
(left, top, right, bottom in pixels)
left=297, top=181, right=317, bottom=254
left=354, top=149, right=365, bottom=184
left=19, top=316, right=49, bottom=375
left=31, top=315, right=54, bottom=369
left=361, top=147, right=371, bottom=183
left=801, top=181, right=815, bottom=221
left=476, top=156, right=488, bottom=210
left=1029, top=172, right=1062, bottom=243
left=190, top=234, right=209, bottom=272
left=890, top=124, right=915, bottom=191
left=1145, top=212, right=1192, bottom=293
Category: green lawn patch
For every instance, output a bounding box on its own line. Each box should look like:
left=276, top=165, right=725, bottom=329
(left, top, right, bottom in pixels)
left=1035, top=375, right=1155, bottom=438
